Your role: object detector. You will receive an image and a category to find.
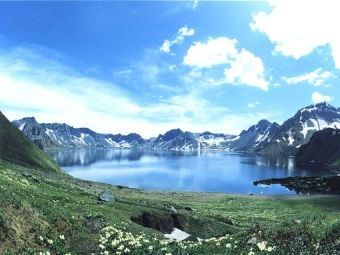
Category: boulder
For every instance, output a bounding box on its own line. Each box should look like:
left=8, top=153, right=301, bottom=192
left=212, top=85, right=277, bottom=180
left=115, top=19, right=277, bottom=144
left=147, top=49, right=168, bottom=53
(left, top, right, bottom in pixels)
left=247, top=237, right=257, bottom=245
left=170, top=206, right=177, bottom=214
left=98, top=191, right=114, bottom=202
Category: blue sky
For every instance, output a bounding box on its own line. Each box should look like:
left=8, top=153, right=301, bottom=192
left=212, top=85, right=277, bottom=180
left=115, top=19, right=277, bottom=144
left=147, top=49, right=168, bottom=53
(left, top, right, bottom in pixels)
left=0, top=0, right=339, bottom=138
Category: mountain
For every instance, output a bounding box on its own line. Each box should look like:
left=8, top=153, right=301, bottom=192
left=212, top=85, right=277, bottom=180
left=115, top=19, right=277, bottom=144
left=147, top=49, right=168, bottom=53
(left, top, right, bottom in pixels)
left=0, top=112, right=60, bottom=172
left=258, top=103, right=340, bottom=155
left=12, top=118, right=236, bottom=151
left=12, top=102, right=340, bottom=153
left=227, top=119, right=280, bottom=152
left=12, top=117, right=58, bottom=149
left=12, top=118, right=145, bottom=149
left=295, top=128, right=340, bottom=170
left=196, top=131, right=236, bottom=149
left=143, top=129, right=236, bottom=150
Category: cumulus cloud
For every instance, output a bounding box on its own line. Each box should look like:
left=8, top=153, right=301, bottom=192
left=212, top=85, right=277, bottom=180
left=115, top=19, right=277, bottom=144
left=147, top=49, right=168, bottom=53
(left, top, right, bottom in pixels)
left=160, top=26, right=195, bottom=54
left=224, top=49, right=268, bottom=91
left=283, top=68, right=334, bottom=86
left=183, top=37, right=238, bottom=68
left=251, top=0, right=340, bottom=68
left=183, top=37, right=269, bottom=90
left=311, top=91, right=332, bottom=104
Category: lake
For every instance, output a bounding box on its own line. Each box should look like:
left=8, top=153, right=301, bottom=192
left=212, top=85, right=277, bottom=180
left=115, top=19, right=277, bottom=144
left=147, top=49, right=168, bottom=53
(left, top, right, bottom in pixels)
left=48, top=149, right=332, bottom=195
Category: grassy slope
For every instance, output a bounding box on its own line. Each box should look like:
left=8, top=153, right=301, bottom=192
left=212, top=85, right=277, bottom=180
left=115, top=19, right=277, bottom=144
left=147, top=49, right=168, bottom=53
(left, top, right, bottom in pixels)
left=0, top=112, right=59, bottom=172
left=2, top=161, right=340, bottom=254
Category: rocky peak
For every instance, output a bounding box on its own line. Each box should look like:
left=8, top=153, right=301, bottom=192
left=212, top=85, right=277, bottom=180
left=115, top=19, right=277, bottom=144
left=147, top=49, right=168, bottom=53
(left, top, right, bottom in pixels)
left=162, top=128, right=184, bottom=141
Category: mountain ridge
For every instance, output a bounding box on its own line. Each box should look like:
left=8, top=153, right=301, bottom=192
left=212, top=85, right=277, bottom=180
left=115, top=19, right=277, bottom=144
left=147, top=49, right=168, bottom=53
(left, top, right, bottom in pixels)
left=10, top=102, right=340, bottom=154
left=257, top=102, right=340, bottom=155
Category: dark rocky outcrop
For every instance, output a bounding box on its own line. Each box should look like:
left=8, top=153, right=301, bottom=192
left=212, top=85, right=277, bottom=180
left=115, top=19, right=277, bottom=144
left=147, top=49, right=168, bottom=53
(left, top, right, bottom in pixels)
left=254, top=176, right=340, bottom=195
left=295, top=128, right=340, bottom=170
left=130, top=211, right=183, bottom=234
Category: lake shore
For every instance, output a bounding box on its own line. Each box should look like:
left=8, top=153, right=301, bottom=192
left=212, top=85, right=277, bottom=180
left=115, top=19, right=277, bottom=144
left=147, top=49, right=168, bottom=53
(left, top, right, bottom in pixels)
left=3, top=159, right=340, bottom=254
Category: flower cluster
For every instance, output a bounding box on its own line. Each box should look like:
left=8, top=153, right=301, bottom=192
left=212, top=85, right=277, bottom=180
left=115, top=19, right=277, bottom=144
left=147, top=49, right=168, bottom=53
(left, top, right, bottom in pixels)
left=98, top=225, right=200, bottom=255
left=203, top=233, right=275, bottom=254
left=37, top=234, right=70, bottom=255
left=256, top=241, right=275, bottom=252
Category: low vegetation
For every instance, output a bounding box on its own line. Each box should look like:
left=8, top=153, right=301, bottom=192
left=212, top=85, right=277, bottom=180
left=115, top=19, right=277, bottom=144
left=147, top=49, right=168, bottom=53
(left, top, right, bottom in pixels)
left=2, top=160, right=340, bottom=254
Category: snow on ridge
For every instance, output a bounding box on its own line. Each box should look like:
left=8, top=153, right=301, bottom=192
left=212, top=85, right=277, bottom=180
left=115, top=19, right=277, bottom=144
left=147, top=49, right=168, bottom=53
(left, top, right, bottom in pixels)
left=287, top=131, right=294, bottom=146
left=45, top=128, right=58, bottom=141
left=228, top=135, right=240, bottom=142
left=255, top=130, right=269, bottom=144
left=196, top=136, right=226, bottom=146
left=18, top=123, right=25, bottom=131
left=300, top=118, right=340, bottom=138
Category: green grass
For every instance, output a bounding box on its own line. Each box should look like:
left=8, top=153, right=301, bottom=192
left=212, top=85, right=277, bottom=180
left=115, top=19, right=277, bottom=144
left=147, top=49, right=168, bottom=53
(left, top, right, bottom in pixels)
left=0, top=112, right=59, bottom=172
left=2, top=160, right=340, bottom=254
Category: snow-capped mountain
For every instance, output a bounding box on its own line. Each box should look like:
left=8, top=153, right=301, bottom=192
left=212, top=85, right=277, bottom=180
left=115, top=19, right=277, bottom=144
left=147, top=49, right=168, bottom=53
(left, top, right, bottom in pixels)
left=258, top=103, right=340, bottom=154
left=12, top=117, right=57, bottom=149
left=196, top=131, right=236, bottom=149
left=227, top=120, right=280, bottom=152
left=142, top=129, right=236, bottom=151
left=12, top=103, right=340, bottom=153
left=12, top=118, right=144, bottom=149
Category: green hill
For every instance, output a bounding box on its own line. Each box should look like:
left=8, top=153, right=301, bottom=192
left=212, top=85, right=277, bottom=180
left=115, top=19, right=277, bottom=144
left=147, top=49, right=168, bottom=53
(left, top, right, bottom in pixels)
left=0, top=111, right=59, bottom=172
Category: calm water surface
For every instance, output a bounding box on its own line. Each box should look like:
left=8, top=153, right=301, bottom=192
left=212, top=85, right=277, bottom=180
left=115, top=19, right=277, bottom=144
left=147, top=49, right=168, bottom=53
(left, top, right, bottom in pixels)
left=48, top=149, right=332, bottom=194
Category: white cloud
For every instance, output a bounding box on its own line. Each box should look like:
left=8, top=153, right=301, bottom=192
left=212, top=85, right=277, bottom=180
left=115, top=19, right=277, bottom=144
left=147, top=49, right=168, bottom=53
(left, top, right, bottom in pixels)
left=283, top=68, right=334, bottom=86
left=251, top=0, right=340, bottom=68
left=248, top=102, right=260, bottom=108
left=224, top=49, right=269, bottom=91
left=183, top=37, right=238, bottom=68
left=160, top=26, right=195, bottom=54
left=311, top=91, right=332, bottom=104
left=183, top=37, right=269, bottom=90
left=0, top=46, right=272, bottom=138
left=192, top=0, right=199, bottom=9
left=160, top=40, right=171, bottom=53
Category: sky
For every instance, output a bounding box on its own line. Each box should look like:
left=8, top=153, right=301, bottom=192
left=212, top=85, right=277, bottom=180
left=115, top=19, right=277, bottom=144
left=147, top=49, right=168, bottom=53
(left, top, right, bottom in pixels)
left=0, top=0, right=340, bottom=138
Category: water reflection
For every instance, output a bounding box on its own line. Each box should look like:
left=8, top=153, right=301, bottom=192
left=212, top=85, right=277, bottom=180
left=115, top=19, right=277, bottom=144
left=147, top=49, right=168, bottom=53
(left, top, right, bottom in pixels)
left=48, top=149, right=146, bottom=166
left=47, top=149, right=333, bottom=194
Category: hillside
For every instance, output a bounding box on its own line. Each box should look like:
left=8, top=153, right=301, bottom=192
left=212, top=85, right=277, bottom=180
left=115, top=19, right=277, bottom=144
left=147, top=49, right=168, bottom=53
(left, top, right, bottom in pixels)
left=0, top=112, right=59, bottom=172
left=295, top=128, right=340, bottom=170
